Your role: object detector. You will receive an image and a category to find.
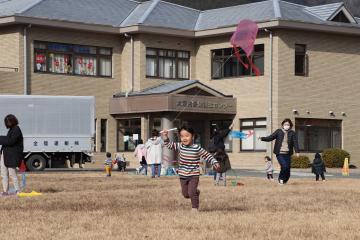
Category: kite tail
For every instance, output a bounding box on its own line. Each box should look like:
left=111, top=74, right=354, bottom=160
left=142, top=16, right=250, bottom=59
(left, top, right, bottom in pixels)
left=247, top=56, right=261, bottom=76
left=233, top=45, right=249, bottom=69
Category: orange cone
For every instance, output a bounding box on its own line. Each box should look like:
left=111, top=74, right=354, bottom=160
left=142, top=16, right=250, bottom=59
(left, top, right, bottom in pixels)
left=342, top=158, right=349, bottom=176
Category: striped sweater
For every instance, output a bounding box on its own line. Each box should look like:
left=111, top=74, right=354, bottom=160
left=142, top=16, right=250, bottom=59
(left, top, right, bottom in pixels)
left=104, top=158, right=113, bottom=167
left=164, top=139, right=218, bottom=178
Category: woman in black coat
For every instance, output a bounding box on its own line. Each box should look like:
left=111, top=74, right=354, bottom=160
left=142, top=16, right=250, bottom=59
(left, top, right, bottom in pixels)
left=259, top=119, right=300, bottom=184
left=0, top=114, right=23, bottom=195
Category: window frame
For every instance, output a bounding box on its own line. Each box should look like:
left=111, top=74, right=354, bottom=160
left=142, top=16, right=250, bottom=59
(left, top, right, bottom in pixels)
left=295, top=118, right=342, bottom=153
left=295, top=44, right=308, bottom=77
left=146, top=47, right=190, bottom=80
left=211, top=44, right=265, bottom=80
left=116, top=118, right=142, bottom=152
left=33, top=40, right=113, bottom=78
left=240, top=118, right=267, bottom=152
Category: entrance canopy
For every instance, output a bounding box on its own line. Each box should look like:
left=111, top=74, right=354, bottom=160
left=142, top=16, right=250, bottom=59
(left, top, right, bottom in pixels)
left=110, top=80, right=237, bottom=115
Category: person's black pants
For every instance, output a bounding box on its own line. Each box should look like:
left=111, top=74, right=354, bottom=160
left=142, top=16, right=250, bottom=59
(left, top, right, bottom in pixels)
left=276, top=154, right=291, bottom=183
left=316, top=173, right=325, bottom=181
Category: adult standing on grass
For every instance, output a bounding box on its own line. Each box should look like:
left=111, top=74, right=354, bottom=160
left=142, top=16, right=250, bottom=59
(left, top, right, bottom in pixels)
left=259, top=118, right=299, bottom=185
left=146, top=129, right=164, bottom=178
left=0, top=114, right=23, bottom=195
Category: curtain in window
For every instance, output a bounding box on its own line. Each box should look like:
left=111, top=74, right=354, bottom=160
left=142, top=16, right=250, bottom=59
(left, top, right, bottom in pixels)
left=99, top=57, right=111, bottom=76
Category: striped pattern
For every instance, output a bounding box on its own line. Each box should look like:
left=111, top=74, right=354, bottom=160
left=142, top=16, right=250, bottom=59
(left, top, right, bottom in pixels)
left=165, top=140, right=217, bottom=178
left=104, top=158, right=113, bottom=167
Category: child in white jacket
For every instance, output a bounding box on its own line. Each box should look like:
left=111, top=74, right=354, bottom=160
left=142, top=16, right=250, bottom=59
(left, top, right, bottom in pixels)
left=134, top=139, right=147, bottom=175
left=145, top=130, right=164, bottom=178
left=265, top=156, right=274, bottom=180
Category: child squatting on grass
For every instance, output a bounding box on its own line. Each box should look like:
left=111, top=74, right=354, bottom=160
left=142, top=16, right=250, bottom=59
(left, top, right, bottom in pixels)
left=161, top=126, right=220, bottom=212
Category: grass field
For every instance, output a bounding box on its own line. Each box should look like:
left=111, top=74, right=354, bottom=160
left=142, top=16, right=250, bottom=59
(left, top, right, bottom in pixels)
left=0, top=172, right=359, bottom=240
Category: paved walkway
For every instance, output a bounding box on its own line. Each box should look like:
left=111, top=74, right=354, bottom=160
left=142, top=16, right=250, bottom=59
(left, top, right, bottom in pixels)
left=41, top=167, right=360, bottom=179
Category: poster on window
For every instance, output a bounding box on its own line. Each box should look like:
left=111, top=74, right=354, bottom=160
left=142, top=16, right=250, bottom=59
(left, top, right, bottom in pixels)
left=75, top=56, right=97, bottom=76
left=35, top=53, right=46, bottom=71
left=49, top=54, right=72, bottom=74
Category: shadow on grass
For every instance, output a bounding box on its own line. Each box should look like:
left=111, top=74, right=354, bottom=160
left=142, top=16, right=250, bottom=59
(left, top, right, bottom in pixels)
left=200, top=205, right=248, bottom=212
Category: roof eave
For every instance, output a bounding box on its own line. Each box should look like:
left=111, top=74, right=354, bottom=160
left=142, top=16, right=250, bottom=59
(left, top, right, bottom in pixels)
left=0, top=15, right=121, bottom=34
left=194, top=20, right=280, bottom=38
left=276, top=20, right=360, bottom=36
left=0, top=16, right=16, bottom=26
left=120, top=25, right=195, bottom=37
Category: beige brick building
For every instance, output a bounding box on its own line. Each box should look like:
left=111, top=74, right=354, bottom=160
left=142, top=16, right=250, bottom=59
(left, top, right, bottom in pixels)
left=0, top=0, right=359, bottom=167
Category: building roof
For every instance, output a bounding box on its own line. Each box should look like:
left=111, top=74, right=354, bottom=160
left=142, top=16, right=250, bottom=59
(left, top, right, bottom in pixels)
left=195, top=1, right=275, bottom=31
left=304, top=2, right=343, bottom=21
left=0, top=0, right=359, bottom=32
left=113, top=80, right=232, bottom=97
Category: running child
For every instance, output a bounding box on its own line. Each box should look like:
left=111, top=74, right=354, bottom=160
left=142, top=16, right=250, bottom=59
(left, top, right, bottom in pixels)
left=161, top=125, right=220, bottom=211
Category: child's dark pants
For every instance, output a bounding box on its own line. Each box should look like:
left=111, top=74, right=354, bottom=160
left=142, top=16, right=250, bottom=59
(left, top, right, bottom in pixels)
left=316, top=173, right=325, bottom=181
left=180, top=176, right=200, bottom=209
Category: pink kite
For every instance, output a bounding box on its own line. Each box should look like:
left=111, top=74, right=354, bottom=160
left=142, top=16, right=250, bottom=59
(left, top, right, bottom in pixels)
left=230, top=20, right=261, bottom=76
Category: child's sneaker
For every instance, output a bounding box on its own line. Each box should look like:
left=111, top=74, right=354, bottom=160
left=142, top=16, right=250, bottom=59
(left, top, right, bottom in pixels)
left=191, top=208, right=199, bottom=213
left=278, top=179, right=284, bottom=185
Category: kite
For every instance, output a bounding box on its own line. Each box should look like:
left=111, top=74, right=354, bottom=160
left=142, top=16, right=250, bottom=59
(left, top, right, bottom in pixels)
left=230, top=130, right=254, bottom=139
left=230, top=20, right=261, bottom=76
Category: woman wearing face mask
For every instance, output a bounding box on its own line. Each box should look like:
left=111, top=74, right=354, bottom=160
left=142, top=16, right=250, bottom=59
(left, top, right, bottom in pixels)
left=259, top=119, right=299, bottom=185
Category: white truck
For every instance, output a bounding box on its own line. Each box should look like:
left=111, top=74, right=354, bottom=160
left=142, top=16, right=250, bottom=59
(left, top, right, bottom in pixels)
left=0, top=95, right=95, bottom=171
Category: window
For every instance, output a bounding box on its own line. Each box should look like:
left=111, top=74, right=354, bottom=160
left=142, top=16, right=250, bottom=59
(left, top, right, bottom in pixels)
left=240, top=118, right=267, bottom=151
left=210, top=120, right=233, bottom=152
left=146, top=48, right=190, bottom=80
left=34, top=41, right=112, bottom=77
left=295, top=44, right=307, bottom=76
left=295, top=118, right=342, bottom=152
left=100, top=119, right=107, bottom=152
left=331, top=11, right=351, bottom=23
left=94, top=119, right=97, bottom=152
left=211, top=44, right=264, bottom=79
left=117, top=119, right=141, bottom=152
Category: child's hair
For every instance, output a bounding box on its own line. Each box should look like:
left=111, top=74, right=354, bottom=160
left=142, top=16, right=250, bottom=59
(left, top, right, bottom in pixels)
left=151, top=129, right=159, bottom=137
left=264, top=156, right=271, bottom=161
left=138, top=139, right=144, bottom=144
left=106, top=152, right=111, bottom=158
left=178, top=125, right=195, bottom=136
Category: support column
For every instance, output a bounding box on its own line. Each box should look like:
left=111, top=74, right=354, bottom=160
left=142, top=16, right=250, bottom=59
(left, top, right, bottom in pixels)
left=162, top=115, right=176, bottom=168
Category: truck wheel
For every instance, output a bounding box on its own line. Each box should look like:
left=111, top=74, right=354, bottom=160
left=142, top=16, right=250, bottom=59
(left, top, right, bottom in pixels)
left=26, top=154, right=46, bottom=171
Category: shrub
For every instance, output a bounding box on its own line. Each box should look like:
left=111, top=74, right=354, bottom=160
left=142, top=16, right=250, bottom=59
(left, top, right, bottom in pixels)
left=291, top=155, right=310, bottom=168
left=322, top=149, right=350, bottom=168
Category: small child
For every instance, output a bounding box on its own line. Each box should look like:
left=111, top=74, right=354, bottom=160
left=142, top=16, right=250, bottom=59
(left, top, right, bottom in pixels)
left=162, top=125, right=220, bottom=211
left=134, top=139, right=147, bottom=175
left=104, top=152, right=113, bottom=177
left=265, top=156, right=274, bottom=180
left=115, top=153, right=127, bottom=172
left=213, top=148, right=231, bottom=186
left=312, top=153, right=326, bottom=181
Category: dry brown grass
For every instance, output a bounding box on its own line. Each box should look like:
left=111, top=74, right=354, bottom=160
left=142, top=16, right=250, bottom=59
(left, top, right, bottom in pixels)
left=0, top=172, right=359, bottom=240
